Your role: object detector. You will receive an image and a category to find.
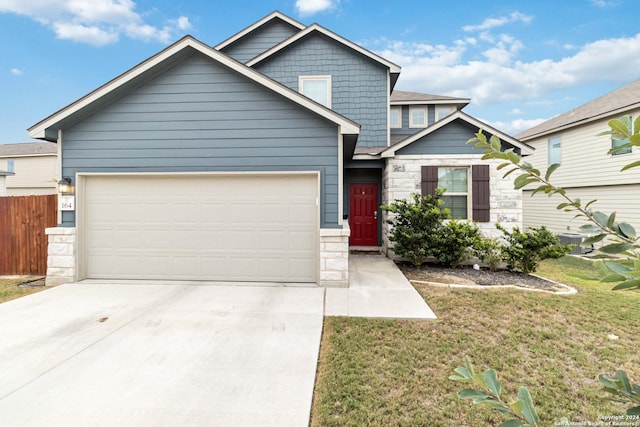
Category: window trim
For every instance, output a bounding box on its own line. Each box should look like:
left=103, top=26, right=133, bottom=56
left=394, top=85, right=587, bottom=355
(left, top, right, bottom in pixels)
left=298, top=75, right=332, bottom=108
left=611, top=114, right=633, bottom=156
left=435, top=106, right=455, bottom=121
left=390, top=106, right=402, bottom=128
left=409, top=106, right=428, bottom=128
left=548, top=135, right=561, bottom=165
left=437, top=166, right=471, bottom=220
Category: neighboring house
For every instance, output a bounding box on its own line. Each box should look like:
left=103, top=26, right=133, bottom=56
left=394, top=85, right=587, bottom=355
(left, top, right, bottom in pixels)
left=517, top=79, right=640, bottom=236
left=0, top=170, right=14, bottom=196
left=0, top=142, right=58, bottom=195
left=29, top=11, right=531, bottom=287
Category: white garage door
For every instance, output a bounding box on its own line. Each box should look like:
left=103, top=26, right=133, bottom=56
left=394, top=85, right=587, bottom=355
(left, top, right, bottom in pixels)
left=82, top=174, right=318, bottom=283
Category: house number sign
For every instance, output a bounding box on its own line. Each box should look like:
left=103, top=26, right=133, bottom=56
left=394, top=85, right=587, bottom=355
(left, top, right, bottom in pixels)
left=59, top=195, right=75, bottom=211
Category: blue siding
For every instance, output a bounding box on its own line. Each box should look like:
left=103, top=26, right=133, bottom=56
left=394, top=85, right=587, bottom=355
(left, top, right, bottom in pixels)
left=61, top=53, right=340, bottom=227
left=221, top=20, right=301, bottom=63
left=391, top=105, right=435, bottom=137
left=396, top=120, right=484, bottom=155
left=254, top=33, right=388, bottom=148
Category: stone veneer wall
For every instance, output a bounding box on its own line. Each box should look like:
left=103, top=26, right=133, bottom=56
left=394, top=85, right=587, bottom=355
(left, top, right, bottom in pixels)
left=45, top=227, right=76, bottom=286
left=382, top=155, right=522, bottom=254
left=319, top=225, right=350, bottom=287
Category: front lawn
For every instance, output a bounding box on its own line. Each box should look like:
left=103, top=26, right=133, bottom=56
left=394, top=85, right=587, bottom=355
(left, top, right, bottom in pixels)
left=311, top=256, right=640, bottom=426
left=0, top=277, right=46, bottom=303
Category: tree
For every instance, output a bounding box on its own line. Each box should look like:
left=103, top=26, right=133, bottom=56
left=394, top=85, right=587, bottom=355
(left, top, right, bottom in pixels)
left=468, top=116, right=640, bottom=291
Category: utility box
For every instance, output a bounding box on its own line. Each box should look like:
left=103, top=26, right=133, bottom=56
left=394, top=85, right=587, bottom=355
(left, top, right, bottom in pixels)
left=559, top=233, right=586, bottom=255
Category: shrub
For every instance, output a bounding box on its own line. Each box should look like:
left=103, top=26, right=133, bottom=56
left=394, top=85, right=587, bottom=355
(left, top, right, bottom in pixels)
left=472, top=237, right=506, bottom=271
left=381, top=190, right=449, bottom=267
left=431, top=220, right=481, bottom=267
left=498, top=224, right=571, bottom=274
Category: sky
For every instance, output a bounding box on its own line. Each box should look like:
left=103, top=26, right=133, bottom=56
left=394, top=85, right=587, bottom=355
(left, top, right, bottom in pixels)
left=1, top=0, right=639, bottom=145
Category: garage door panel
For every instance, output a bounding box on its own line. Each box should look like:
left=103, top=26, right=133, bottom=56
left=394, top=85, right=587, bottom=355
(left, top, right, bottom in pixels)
left=84, top=174, right=318, bottom=283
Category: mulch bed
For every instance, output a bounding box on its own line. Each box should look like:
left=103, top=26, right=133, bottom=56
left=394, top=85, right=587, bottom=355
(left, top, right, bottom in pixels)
left=399, top=263, right=571, bottom=293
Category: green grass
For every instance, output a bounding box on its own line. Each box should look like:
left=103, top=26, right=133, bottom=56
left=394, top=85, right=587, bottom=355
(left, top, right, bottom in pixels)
left=0, top=277, right=47, bottom=303
left=311, top=256, right=640, bottom=426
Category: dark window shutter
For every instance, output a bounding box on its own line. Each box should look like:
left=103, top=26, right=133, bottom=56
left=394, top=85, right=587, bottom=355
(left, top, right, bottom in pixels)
left=421, top=166, right=438, bottom=195
left=472, top=164, right=490, bottom=222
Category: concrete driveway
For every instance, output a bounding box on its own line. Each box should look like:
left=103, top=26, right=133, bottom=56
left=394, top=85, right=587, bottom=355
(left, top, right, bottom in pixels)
left=0, top=282, right=324, bottom=427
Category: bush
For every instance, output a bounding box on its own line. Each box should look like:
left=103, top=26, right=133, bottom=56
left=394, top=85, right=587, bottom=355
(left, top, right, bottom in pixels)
left=381, top=190, right=449, bottom=267
left=498, top=224, right=571, bottom=274
left=432, top=220, right=481, bottom=267
left=472, top=237, right=506, bottom=271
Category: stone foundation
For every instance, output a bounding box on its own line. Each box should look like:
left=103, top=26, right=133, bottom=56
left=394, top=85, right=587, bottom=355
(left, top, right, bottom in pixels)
left=45, top=227, right=76, bottom=286
left=319, top=225, right=350, bottom=287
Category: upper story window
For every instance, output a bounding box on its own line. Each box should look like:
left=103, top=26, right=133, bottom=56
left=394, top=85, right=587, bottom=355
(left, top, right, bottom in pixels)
left=390, top=107, right=401, bottom=128
left=299, top=76, right=331, bottom=108
left=611, top=115, right=633, bottom=155
left=409, top=106, right=427, bottom=128
left=548, top=136, right=561, bottom=165
left=6, top=159, right=14, bottom=173
left=435, top=106, right=455, bottom=121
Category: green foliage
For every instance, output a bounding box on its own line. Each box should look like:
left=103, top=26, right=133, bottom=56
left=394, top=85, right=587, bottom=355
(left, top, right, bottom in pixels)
left=497, top=224, right=571, bottom=274
left=450, top=356, right=540, bottom=426
left=432, top=220, right=482, bottom=267
left=468, top=119, right=640, bottom=290
left=381, top=191, right=482, bottom=267
left=472, top=237, right=506, bottom=271
left=599, top=370, right=640, bottom=415
left=380, top=190, right=449, bottom=267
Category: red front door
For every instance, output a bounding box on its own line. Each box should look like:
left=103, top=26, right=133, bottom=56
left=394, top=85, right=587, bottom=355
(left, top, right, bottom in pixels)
left=349, top=183, right=378, bottom=246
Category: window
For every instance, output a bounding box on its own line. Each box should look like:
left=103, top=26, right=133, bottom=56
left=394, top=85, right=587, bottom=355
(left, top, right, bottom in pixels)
left=548, top=136, right=561, bottom=165
left=299, top=76, right=331, bottom=108
left=435, top=106, right=455, bottom=121
left=409, top=106, right=427, bottom=128
left=390, top=106, right=401, bottom=128
left=437, top=167, right=469, bottom=219
left=422, top=165, right=490, bottom=222
left=6, top=159, right=14, bottom=173
left=611, top=115, right=633, bottom=155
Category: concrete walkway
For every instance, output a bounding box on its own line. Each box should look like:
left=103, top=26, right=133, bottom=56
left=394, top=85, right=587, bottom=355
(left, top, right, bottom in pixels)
left=324, top=254, right=437, bottom=319
left=0, top=255, right=434, bottom=427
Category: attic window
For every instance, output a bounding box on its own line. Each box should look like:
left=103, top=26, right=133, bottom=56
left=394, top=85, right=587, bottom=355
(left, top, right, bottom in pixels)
left=299, top=75, right=331, bottom=108
left=435, top=106, right=455, bottom=121
left=409, top=106, right=427, bottom=128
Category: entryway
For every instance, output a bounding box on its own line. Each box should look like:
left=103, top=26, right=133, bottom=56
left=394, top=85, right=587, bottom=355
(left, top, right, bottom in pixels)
left=349, top=183, right=379, bottom=246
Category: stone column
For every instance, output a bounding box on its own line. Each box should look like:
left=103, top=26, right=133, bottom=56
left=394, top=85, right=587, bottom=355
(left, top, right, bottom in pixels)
left=45, top=227, right=76, bottom=286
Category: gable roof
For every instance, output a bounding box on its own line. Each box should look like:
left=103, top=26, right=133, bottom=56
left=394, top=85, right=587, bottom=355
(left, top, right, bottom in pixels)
left=381, top=110, right=534, bottom=157
left=29, top=35, right=360, bottom=141
left=518, top=78, right=640, bottom=141
left=245, top=23, right=401, bottom=89
left=391, top=90, right=470, bottom=107
left=214, top=11, right=306, bottom=51
left=0, top=142, right=57, bottom=157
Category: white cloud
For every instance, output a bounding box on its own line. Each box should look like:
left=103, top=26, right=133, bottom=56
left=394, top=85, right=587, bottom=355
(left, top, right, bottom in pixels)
left=10, top=68, right=24, bottom=75
left=508, top=108, right=524, bottom=115
left=590, top=0, right=618, bottom=7
left=462, top=12, right=533, bottom=32
left=486, top=118, right=548, bottom=136
left=0, top=0, right=190, bottom=46
left=295, top=0, right=338, bottom=16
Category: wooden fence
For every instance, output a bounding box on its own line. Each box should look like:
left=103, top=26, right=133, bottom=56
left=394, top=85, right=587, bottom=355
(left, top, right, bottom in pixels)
left=0, top=195, right=58, bottom=275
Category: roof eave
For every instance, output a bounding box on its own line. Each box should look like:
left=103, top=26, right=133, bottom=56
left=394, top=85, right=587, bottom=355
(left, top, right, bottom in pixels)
left=29, top=35, right=360, bottom=140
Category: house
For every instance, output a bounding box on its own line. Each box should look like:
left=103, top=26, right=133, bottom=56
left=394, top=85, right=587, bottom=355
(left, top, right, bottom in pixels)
left=517, top=79, right=640, bottom=236
left=29, top=11, right=532, bottom=287
left=0, top=142, right=58, bottom=195
left=0, top=170, right=14, bottom=196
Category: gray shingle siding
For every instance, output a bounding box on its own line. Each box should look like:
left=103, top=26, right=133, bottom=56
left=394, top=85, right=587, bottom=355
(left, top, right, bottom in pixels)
left=60, top=53, right=340, bottom=227
left=221, top=20, right=301, bottom=63
left=254, top=34, right=388, bottom=148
